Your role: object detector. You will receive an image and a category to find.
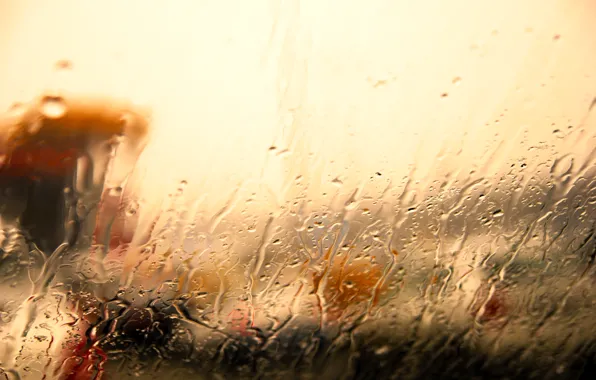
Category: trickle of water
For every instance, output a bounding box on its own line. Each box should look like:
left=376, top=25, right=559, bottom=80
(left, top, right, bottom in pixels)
left=344, top=200, right=358, bottom=211
left=25, top=117, right=42, bottom=135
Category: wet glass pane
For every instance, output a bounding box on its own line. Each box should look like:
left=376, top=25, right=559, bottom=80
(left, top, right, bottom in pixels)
left=0, top=1, right=595, bottom=379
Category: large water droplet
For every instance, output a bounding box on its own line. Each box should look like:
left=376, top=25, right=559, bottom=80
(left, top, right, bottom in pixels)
left=40, top=96, right=66, bottom=119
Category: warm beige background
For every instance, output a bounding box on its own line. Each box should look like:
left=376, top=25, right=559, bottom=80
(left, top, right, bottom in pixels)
left=0, top=3, right=595, bottom=376
left=0, top=0, right=595, bottom=216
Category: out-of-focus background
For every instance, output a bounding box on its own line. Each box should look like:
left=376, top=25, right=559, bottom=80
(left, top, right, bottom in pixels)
left=0, top=0, right=595, bottom=379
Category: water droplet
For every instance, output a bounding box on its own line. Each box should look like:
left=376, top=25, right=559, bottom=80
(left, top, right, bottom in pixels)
left=440, top=92, right=449, bottom=98
left=108, top=186, right=123, bottom=197
left=452, top=76, right=462, bottom=85
left=552, top=129, right=565, bottom=138
left=177, top=180, right=188, bottom=194
left=54, top=59, right=72, bottom=71
left=492, top=209, right=504, bottom=217
left=551, top=155, right=574, bottom=177
left=119, top=112, right=137, bottom=134
left=374, top=345, right=391, bottom=355
left=126, top=201, right=139, bottom=216
left=371, top=78, right=389, bottom=88
left=40, top=95, right=66, bottom=119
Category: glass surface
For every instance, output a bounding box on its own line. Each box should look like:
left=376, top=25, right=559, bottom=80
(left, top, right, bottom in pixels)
left=0, top=1, right=595, bottom=379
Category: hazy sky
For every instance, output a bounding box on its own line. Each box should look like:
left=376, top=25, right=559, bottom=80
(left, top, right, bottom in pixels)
left=0, top=0, right=594, bottom=214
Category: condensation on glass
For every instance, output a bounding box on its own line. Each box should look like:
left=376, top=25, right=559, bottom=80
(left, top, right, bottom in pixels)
left=0, top=0, right=595, bottom=379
